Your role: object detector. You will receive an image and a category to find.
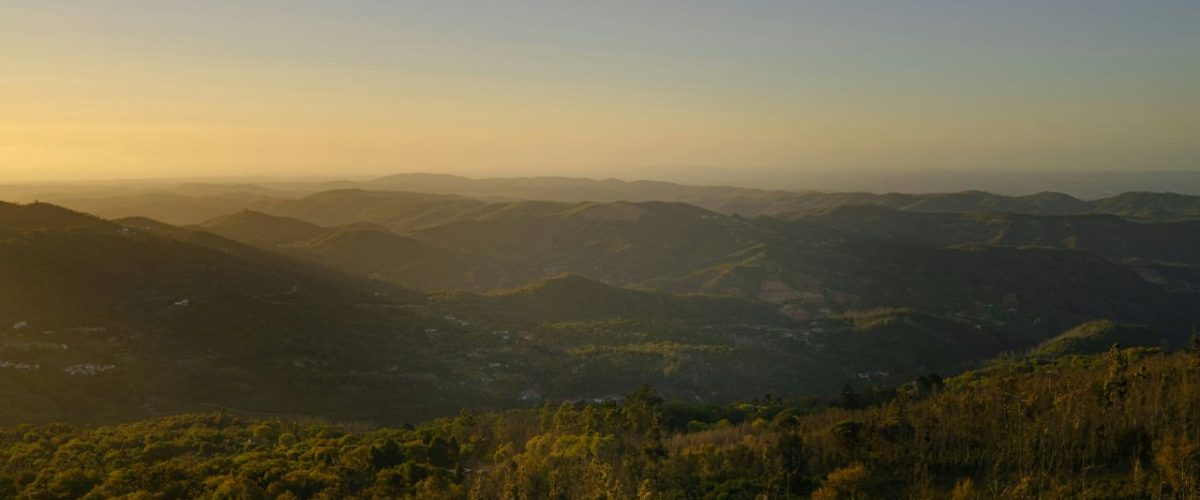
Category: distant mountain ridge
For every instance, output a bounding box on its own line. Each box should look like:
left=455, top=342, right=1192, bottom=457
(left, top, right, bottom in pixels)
left=10, top=173, right=1200, bottom=224
left=365, top=174, right=1200, bottom=220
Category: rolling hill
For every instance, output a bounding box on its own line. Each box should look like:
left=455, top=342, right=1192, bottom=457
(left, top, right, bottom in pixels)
left=0, top=202, right=472, bottom=424
left=44, top=191, right=285, bottom=225
left=198, top=210, right=520, bottom=290
left=411, top=200, right=764, bottom=285
left=1032, top=320, right=1164, bottom=358
left=262, top=189, right=491, bottom=232
left=5, top=193, right=1200, bottom=428
left=200, top=210, right=328, bottom=246
left=183, top=195, right=1200, bottom=347
left=4, top=202, right=1089, bottom=425
left=430, top=273, right=779, bottom=324
left=799, top=205, right=1200, bottom=264
left=365, top=173, right=1200, bottom=220
left=11, top=174, right=1200, bottom=227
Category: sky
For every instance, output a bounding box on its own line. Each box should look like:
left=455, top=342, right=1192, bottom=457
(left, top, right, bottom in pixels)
left=2, top=0, right=1198, bottom=183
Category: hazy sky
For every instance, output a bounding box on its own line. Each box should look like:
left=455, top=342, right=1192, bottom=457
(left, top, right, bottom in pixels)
left=2, top=1, right=1198, bottom=182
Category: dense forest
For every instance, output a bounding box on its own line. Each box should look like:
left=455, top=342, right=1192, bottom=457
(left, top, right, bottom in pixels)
left=4, top=346, right=1199, bottom=499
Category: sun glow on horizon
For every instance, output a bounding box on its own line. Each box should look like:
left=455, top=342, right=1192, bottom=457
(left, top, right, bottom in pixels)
left=2, top=1, right=1198, bottom=182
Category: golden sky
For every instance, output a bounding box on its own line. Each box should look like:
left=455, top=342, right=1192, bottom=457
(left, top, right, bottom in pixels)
left=2, top=1, right=1197, bottom=182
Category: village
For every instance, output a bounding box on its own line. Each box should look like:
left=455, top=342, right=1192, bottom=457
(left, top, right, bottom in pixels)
left=0, top=319, right=122, bottom=377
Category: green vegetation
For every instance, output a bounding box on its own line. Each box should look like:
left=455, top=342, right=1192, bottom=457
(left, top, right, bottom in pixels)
left=1033, top=320, right=1162, bottom=358
left=6, top=348, right=1200, bottom=498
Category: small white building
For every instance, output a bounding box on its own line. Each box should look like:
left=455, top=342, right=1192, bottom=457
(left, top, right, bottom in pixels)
left=63, top=363, right=116, bottom=376
left=0, top=361, right=39, bottom=370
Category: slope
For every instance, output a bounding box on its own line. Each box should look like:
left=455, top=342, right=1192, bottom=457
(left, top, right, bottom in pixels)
left=0, top=202, right=468, bottom=425
left=800, top=205, right=1200, bottom=264
left=1032, top=320, right=1163, bottom=358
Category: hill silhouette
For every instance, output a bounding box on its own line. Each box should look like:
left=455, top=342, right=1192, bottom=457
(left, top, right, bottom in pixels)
left=200, top=210, right=327, bottom=246
left=22, top=175, right=1200, bottom=227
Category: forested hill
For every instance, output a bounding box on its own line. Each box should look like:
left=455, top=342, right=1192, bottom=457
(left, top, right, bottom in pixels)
left=4, top=346, right=1198, bottom=498
left=0, top=202, right=470, bottom=424
left=2, top=200, right=1197, bottom=427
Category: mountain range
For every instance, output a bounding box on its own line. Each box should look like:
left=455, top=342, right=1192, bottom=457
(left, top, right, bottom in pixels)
left=2, top=175, right=1199, bottom=426
left=8, top=173, right=1200, bottom=225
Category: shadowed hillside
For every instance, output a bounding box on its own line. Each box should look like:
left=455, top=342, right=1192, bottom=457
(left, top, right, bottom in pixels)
left=799, top=205, right=1200, bottom=264
left=0, top=203, right=472, bottom=424
left=199, top=211, right=521, bottom=290
left=429, top=273, right=780, bottom=324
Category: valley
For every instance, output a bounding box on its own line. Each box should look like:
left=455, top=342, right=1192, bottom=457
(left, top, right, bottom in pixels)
left=2, top=177, right=1198, bottom=430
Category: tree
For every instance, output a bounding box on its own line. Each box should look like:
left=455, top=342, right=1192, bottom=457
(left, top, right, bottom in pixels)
left=840, top=385, right=863, bottom=410
left=1103, top=344, right=1129, bottom=406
